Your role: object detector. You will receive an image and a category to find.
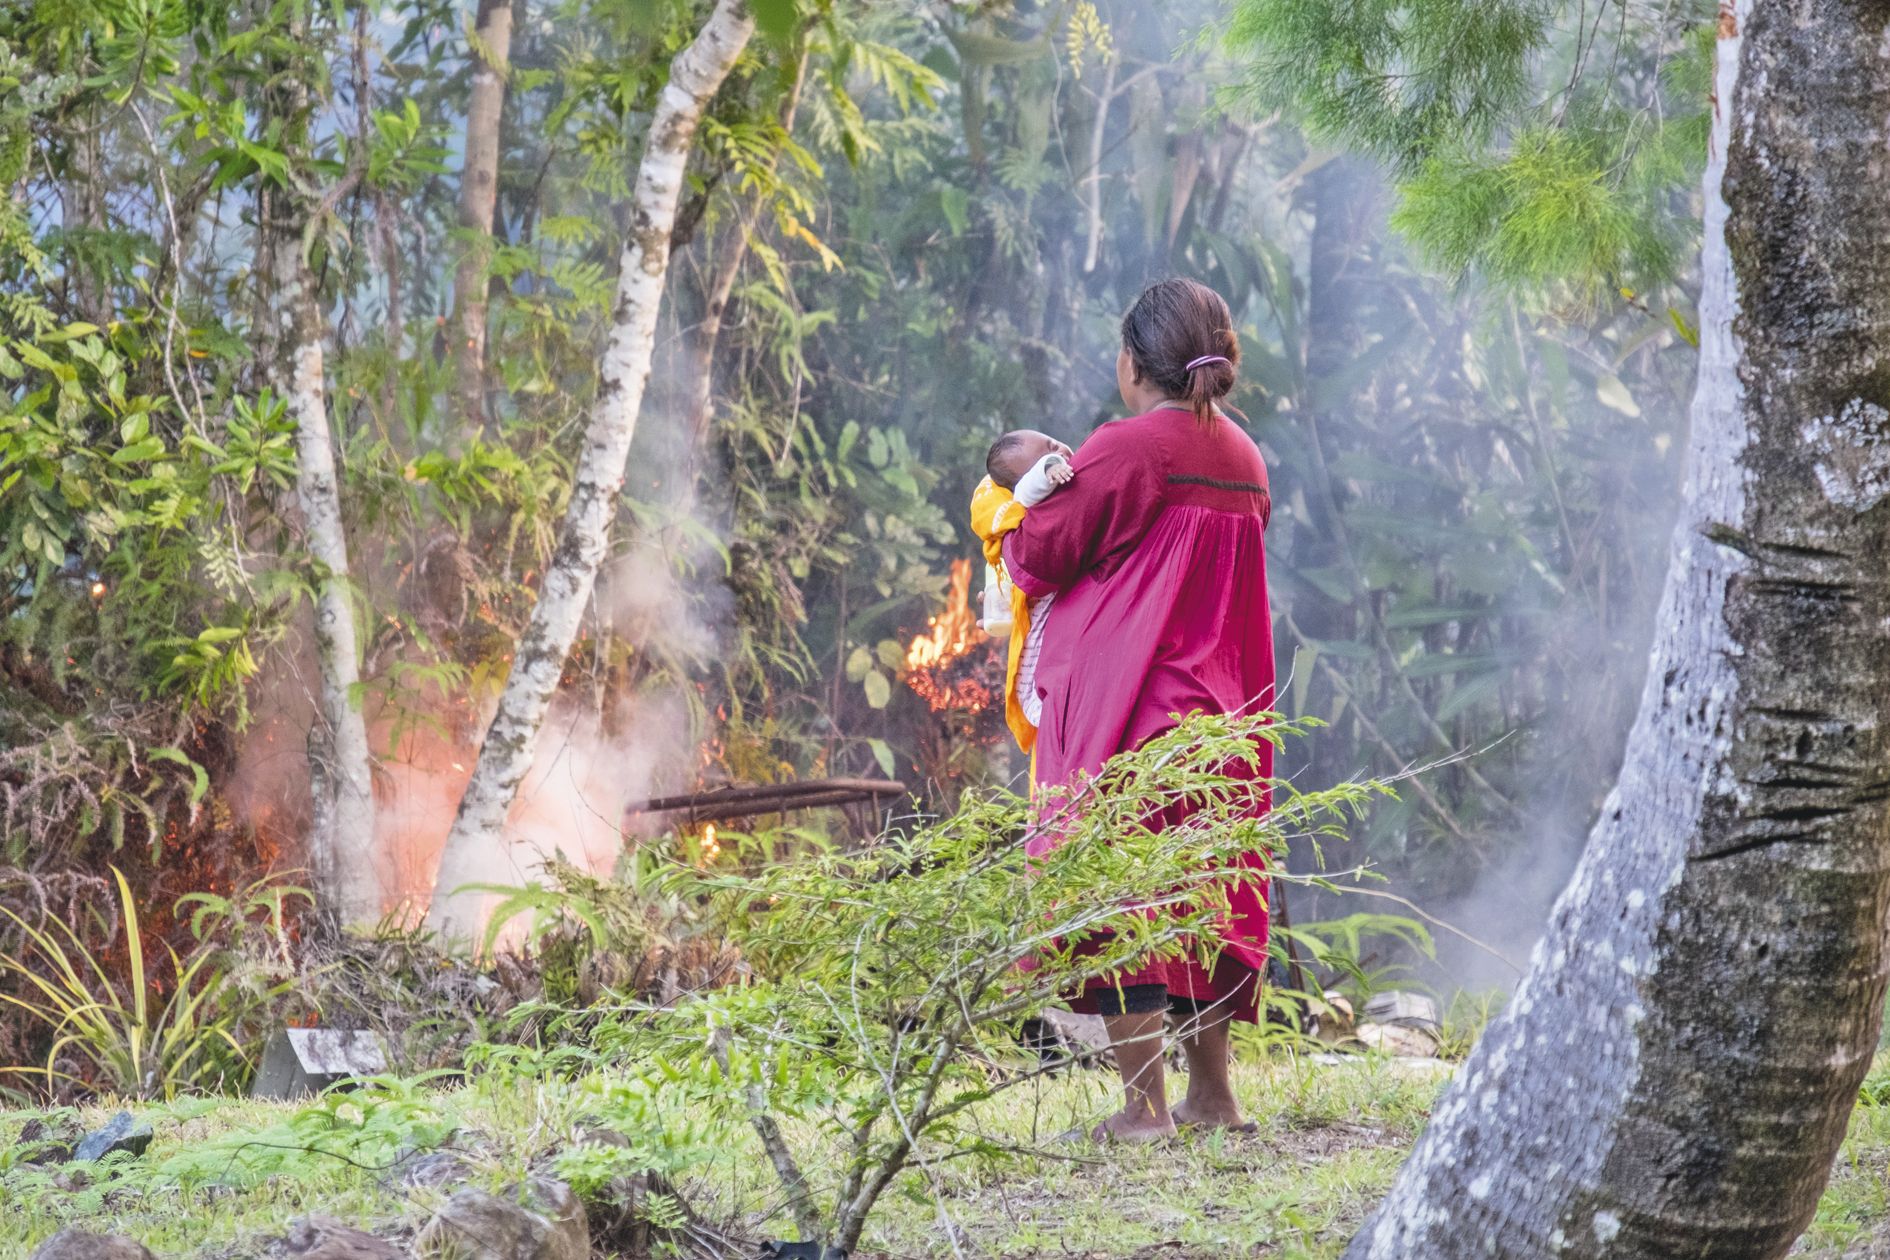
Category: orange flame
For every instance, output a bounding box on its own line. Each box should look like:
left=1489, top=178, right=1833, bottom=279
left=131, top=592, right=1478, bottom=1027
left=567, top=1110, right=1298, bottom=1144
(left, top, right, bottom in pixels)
left=905, top=559, right=981, bottom=671
left=904, top=559, right=993, bottom=713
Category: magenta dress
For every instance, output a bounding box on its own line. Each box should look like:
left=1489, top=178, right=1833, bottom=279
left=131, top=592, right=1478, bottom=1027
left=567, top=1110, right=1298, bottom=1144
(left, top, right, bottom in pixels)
left=1002, top=404, right=1275, bottom=1020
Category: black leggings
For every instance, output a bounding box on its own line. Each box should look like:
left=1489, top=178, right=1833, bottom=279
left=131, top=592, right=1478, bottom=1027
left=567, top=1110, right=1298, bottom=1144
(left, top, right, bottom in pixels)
left=1094, top=983, right=1215, bottom=1017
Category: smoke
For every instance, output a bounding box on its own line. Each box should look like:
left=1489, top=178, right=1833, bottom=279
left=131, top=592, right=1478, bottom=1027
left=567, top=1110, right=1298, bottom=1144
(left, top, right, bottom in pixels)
left=366, top=459, right=728, bottom=928
left=228, top=412, right=730, bottom=933
left=371, top=688, right=696, bottom=928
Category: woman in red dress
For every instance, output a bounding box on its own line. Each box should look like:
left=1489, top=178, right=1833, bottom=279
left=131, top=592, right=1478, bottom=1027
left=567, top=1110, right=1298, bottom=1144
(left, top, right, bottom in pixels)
left=1001, top=277, right=1275, bottom=1142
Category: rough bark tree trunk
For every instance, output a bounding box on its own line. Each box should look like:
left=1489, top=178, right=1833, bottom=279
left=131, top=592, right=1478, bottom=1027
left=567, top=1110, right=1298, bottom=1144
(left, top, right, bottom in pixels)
left=426, top=0, right=754, bottom=941
left=449, top=0, right=514, bottom=436
left=1346, top=3, right=1890, bottom=1255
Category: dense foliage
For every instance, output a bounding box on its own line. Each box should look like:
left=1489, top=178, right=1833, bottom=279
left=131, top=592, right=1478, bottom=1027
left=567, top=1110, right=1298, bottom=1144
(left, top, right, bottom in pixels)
left=0, top=0, right=1711, bottom=1070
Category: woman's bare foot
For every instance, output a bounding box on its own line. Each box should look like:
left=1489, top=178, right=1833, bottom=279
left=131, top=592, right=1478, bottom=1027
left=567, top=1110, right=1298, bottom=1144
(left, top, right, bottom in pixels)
left=1172, top=1096, right=1255, bottom=1133
left=1089, top=1108, right=1178, bottom=1144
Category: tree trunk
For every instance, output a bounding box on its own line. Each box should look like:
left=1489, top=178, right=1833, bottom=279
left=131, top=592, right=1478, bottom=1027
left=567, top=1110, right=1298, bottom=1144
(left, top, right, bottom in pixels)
left=449, top=0, right=514, bottom=436
left=270, top=220, right=385, bottom=926
left=426, top=0, right=754, bottom=941
left=1346, top=3, right=1890, bottom=1255
left=1292, top=156, right=1374, bottom=784
left=61, top=117, right=112, bottom=328
left=257, top=20, right=385, bottom=928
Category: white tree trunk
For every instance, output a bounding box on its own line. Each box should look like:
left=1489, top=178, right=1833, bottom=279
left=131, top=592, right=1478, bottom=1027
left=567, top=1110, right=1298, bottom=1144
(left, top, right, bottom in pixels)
left=1347, top=2, right=1890, bottom=1254
left=276, top=233, right=385, bottom=926
left=450, top=0, right=514, bottom=435
left=426, top=0, right=754, bottom=940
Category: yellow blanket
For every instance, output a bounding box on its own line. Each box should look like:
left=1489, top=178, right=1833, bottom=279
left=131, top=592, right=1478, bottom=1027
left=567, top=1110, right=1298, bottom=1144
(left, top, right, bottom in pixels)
left=969, top=475, right=1035, bottom=753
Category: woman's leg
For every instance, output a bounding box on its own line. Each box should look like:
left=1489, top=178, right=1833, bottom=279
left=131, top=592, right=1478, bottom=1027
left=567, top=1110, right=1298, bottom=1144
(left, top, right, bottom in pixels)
left=1171, top=996, right=1246, bottom=1129
left=1099, top=1009, right=1176, bottom=1140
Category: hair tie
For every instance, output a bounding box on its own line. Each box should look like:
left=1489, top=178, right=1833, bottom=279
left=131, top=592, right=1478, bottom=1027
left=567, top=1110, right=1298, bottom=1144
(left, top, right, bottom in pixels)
left=1186, top=354, right=1230, bottom=371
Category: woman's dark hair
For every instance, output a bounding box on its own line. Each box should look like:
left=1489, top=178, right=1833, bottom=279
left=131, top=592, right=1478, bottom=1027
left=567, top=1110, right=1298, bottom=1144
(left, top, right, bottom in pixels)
left=1120, top=277, right=1240, bottom=423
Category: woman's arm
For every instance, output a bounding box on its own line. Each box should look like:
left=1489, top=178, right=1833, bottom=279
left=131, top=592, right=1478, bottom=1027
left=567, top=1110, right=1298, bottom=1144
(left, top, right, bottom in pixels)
left=1002, top=421, right=1167, bottom=597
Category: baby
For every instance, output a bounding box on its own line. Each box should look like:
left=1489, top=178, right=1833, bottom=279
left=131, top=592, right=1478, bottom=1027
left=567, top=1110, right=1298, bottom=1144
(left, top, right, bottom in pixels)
left=986, top=430, right=1074, bottom=499
left=978, top=430, right=1073, bottom=732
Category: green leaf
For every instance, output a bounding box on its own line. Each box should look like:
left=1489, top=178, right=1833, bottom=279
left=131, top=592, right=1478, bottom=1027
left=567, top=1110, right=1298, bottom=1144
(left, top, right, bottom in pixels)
left=14, top=341, right=56, bottom=371
left=751, top=0, right=798, bottom=40
left=112, top=436, right=166, bottom=464
left=1668, top=306, right=1700, bottom=348
left=1434, top=670, right=1508, bottom=723
left=149, top=747, right=211, bottom=809
left=1290, top=644, right=1317, bottom=718
left=939, top=184, right=969, bottom=236
left=865, top=738, right=898, bottom=779
left=863, top=670, right=892, bottom=709
left=845, top=646, right=872, bottom=682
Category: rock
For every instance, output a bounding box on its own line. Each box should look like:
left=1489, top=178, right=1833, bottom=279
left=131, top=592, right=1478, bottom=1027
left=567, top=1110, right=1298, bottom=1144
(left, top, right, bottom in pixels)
left=278, top=1219, right=410, bottom=1260
left=252, top=1029, right=389, bottom=1100
left=1360, top=989, right=1441, bottom=1033
left=418, top=1177, right=587, bottom=1260
left=18, top=1115, right=81, bottom=1164
left=1356, top=1021, right=1441, bottom=1058
left=1043, top=1008, right=1110, bottom=1054
left=1020, top=1009, right=1111, bottom=1068
left=390, top=1149, right=477, bottom=1191
left=72, top=1111, right=153, bottom=1162
left=28, top=1231, right=157, bottom=1260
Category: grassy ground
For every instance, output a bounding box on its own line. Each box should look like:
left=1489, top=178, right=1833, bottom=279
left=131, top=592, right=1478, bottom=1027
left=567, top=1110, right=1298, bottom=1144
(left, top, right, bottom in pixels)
left=2, top=1054, right=1887, bottom=1258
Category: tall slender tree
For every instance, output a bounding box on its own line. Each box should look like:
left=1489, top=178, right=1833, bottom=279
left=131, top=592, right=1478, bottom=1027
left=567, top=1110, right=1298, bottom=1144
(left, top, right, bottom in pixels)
left=427, top=0, right=756, bottom=939
left=1346, top=1, right=1890, bottom=1253
left=256, top=14, right=384, bottom=925
left=449, top=0, right=514, bottom=437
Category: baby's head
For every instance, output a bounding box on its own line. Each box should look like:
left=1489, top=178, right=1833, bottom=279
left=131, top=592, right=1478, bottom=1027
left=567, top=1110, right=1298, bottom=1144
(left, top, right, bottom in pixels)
left=985, top=430, right=1073, bottom=490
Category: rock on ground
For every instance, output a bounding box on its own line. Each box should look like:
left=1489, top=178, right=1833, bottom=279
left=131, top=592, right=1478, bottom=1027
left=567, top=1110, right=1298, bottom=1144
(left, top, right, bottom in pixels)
left=418, top=1177, right=587, bottom=1260
left=277, top=1218, right=412, bottom=1260
left=72, top=1112, right=154, bottom=1162
left=29, top=1232, right=157, bottom=1260
left=389, top=1149, right=477, bottom=1191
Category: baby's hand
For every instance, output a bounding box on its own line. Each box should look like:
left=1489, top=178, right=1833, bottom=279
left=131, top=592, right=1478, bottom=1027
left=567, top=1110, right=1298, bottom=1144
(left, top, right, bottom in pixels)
left=1013, top=452, right=1070, bottom=507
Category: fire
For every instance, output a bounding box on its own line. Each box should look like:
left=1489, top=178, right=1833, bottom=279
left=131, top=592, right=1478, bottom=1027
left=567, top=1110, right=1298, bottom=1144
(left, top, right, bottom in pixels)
left=905, top=559, right=981, bottom=671
left=904, top=558, right=994, bottom=713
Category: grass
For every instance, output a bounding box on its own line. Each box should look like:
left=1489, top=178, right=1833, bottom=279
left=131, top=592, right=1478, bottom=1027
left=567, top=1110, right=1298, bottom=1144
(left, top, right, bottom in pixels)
left=1803, top=1076, right=1890, bottom=1255
left=0, top=1053, right=1885, bottom=1258
left=861, top=1054, right=1445, bottom=1259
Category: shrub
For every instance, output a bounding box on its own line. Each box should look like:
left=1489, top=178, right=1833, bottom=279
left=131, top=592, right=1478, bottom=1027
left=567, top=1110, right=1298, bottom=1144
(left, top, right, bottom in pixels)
left=542, top=713, right=1384, bottom=1253
left=0, top=867, right=310, bottom=1098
